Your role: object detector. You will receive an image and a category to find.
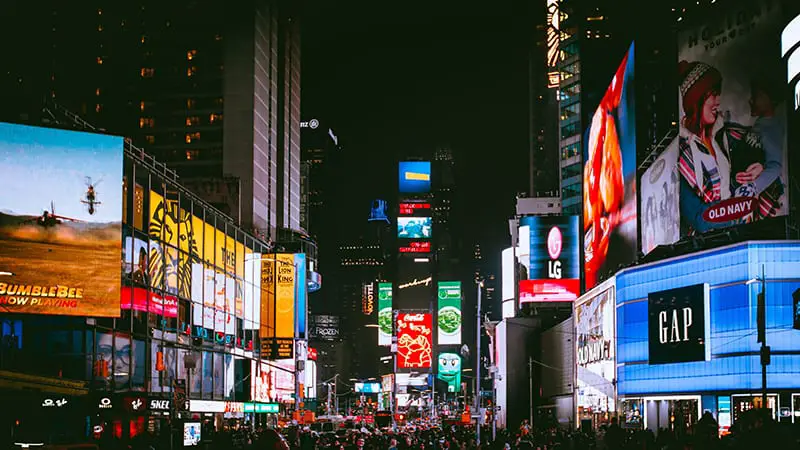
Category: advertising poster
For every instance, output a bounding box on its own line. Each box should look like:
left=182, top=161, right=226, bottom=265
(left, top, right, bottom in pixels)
left=575, top=287, right=616, bottom=417
left=148, top=191, right=198, bottom=299
left=519, top=215, right=580, bottom=303
left=398, top=161, right=431, bottom=194
left=397, top=217, right=432, bottom=239
left=640, top=142, right=680, bottom=255
left=0, top=123, right=123, bottom=317
left=437, top=281, right=462, bottom=345
left=183, top=422, right=201, bottom=447
left=436, top=352, right=461, bottom=393
left=378, top=283, right=392, bottom=346
left=583, top=42, right=637, bottom=290
left=644, top=1, right=788, bottom=250
left=310, top=314, right=340, bottom=341
left=259, top=253, right=295, bottom=339
left=396, top=312, right=433, bottom=369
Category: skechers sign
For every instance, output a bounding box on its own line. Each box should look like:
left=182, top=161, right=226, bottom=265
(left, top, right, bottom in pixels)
left=647, top=283, right=710, bottom=365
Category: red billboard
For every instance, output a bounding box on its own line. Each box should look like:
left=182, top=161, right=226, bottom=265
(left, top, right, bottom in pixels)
left=399, top=202, right=431, bottom=216
left=398, top=241, right=431, bottom=253
left=396, top=313, right=433, bottom=369
left=519, top=279, right=579, bottom=303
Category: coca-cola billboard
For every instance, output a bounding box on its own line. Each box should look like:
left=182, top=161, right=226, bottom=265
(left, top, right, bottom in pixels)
left=396, top=312, right=433, bottom=369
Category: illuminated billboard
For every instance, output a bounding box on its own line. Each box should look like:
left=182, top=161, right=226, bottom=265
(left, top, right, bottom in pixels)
left=378, top=283, right=392, bottom=346
left=398, top=161, right=431, bottom=194
left=399, top=202, right=431, bottom=216
left=396, top=312, right=433, bottom=369
left=641, top=1, right=788, bottom=254
left=575, top=285, right=616, bottom=418
left=260, top=253, right=296, bottom=349
left=368, top=199, right=390, bottom=223
left=397, top=217, right=432, bottom=239
left=519, top=215, right=580, bottom=304
left=398, top=241, right=431, bottom=253
left=0, top=123, right=123, bottom=317
left=584, top=42, right=637, bottom=289
left=437, top=281, right=462, bottom=345
left=436, top=353, right=461, bottom=393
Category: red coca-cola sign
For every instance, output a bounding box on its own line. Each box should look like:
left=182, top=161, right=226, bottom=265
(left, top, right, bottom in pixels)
left=702, top=197, right=754, bottom=223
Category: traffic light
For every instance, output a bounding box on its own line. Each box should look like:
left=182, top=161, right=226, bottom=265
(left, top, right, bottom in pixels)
left=757, top=291, right=766, bottom=343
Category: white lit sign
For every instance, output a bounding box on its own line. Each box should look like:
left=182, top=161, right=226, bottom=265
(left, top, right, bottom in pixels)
left=398, top=277, right=432, bottom=289
left=190, top=400, right=226, bottom=413
left=98, top=397, right=113, bottom=409
left=783, top=13, right=800, bottom=110
left=42, top=398, right=68, bottom=408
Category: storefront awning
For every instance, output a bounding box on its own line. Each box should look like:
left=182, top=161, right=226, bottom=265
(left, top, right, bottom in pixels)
left=0, top=369, right=88, bottom=396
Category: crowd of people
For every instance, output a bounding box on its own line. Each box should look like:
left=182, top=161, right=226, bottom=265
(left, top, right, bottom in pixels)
left=104, top=408, right=800, bottom=450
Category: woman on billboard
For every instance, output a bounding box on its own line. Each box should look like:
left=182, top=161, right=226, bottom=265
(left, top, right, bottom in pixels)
left=676, top=60, right=783, bottom=235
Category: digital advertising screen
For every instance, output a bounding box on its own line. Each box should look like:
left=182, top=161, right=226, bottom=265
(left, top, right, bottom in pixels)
left=397, top=217, right=432, bottom=239
left=518, top=215, right=580, bottom=304
left=436, top=353, right=462, bottom=393
left=398, top=241, right=431, bottom=254
left=355, top=382, right=381, bottom=394
left=368, top=199, right=390, bottom=223
left=396, top=312, right=433, bottom=369
left=378, top=283, right=392, bottom=346
left=437, top=281, right=462, bottom=345
left=259, top=253, right=296, bottom=339
left=398, top=161, right=431, bottom=194
left=641, top=0, right=788, bottom=254
left=583, top=42, right=638, bottom=290
left=399, top=202, right=431, bottom=216
left=0, top=122, right=124, bottom=317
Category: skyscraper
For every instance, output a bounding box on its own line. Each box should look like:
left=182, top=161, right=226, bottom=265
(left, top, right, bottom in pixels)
left=1, top=0, right=303, bottom=240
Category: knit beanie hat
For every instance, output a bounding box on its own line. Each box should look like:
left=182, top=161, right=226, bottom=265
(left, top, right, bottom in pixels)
left=678, top=60, right=722, bottom=113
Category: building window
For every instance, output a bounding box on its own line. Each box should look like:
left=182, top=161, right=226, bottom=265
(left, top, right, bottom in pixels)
left=141, top=68, right=155, bottom=78
left=187, top=50, right=197, bottom=61
left=95, top=104, right=102, bottom=113
left=141, top=35, right=146, bottom=44
left=96, top=56, right=103, bottom=65
left=139, top=101, right=146, bottom=111
left=214, top=98, right=223, bottom=106
left=97, top=25, right=103, bottom=32
left=561, top=163, right=581, bottom=181
left=185, top=116, right=200, bottom=127
left=186, top=150, right=199, bottom=160
left=561, top=142, right=580, bottom=160
left=561, top=122, right=581, bottom=139
left=187, top=66, right=196, bottom=77
left=214, top=34, right=222, bottom=41
left=560, top=103, right=580, bottom=121
left=145, top=135, right=155, bottom=144
left=209, top=113, right=222, bottom=124
left=97, top=8, right=102, bottom=15
left=185, top=132, right=200, bottom=143
left=187, top=98, right=196, bottom=109
left=95, top=88, right=101, bottom=96
left=139, top=117, right=155, bottom=129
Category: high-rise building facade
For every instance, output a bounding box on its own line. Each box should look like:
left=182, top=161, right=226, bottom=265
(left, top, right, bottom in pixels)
left=1, top=0, right=303, bottom=241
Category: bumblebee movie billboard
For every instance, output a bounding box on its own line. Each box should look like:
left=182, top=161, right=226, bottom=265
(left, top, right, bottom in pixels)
left=0, top=122, right=124, bottom=317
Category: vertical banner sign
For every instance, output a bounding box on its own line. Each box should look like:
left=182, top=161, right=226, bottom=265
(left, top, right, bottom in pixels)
left=275, top=253, right=296, bottom=338
left=294, top=253, right=307, bottom=337
left=437, top=282, right=462, bottom=345
left=396, top=312, right=433, bottom=369
left=362, top=282, right=375, bottom=316
left=260, top=255, right=276, bottom=339
left=378, top=283, right=392, bottom=346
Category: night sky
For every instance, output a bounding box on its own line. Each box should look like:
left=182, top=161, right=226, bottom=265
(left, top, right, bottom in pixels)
left=302, top=2, right=534, bottom=261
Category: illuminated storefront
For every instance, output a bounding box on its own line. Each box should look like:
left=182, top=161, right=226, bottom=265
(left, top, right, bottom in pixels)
left=0, top=128, right=311, bottom=443
left=616, top=242, right=800, bottom=433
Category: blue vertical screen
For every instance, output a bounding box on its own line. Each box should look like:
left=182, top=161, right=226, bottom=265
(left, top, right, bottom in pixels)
left=295, top=253, right=307, bottom=337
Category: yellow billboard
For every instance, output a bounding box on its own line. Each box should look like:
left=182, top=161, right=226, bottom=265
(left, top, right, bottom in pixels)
left=260, top=253, right=296, bottom=339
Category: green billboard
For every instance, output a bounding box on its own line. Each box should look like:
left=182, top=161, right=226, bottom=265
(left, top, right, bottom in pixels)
left=378, top=282, right=392, bottom=346
left=437, top=281, right=462, bottom=345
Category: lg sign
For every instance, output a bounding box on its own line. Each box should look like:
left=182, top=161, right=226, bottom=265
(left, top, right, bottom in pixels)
left=547, top=226, right=562, bottom=279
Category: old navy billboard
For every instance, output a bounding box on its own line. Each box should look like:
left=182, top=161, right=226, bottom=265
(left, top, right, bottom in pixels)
left=0, top=122, right=124, bottom=317
left=641, top=1, right=788, bottom=254
left=519, top=215, right=580, bottom=304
